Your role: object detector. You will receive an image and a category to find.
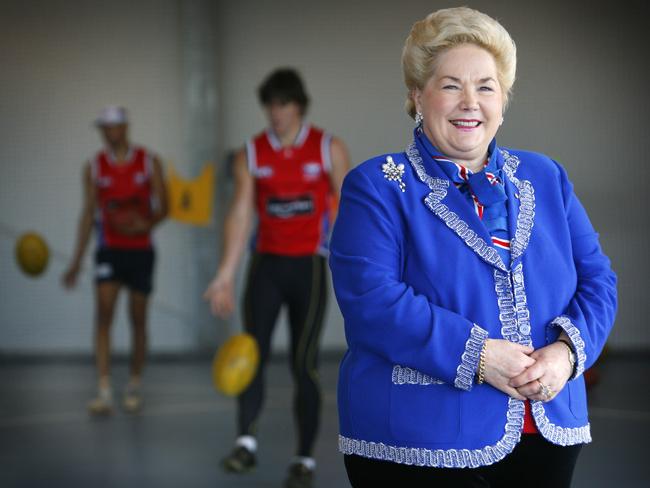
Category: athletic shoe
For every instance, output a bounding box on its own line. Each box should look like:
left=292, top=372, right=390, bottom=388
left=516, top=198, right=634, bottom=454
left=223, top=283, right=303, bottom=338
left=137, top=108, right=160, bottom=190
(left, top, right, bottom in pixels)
left=122, top=383, right=143, bottom=413
left=284, top=463, right=314, bottom=488
left=87, top=387, right=114, bottom=416
left=221, top=446, right=257, bottom=473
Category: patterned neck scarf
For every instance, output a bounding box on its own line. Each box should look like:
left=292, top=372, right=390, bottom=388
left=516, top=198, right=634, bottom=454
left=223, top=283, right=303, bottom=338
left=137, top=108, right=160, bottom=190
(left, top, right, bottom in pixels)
left=414, top=128, right=511, bottom=262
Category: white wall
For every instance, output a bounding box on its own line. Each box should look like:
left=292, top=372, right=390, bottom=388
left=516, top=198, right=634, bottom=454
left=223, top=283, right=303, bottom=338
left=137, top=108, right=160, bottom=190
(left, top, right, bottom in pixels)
left=0, top=0, right=198, bottom=353
left=1, top=0, right=647, bottom=354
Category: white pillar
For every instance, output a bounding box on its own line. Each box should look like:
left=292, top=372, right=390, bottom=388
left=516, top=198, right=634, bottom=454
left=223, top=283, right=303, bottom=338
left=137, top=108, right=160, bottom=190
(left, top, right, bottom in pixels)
left=179, top=0, right=227, bottom=352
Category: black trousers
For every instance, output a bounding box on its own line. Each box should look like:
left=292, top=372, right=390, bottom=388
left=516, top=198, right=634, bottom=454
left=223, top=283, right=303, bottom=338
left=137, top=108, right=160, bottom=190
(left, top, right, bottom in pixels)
left=238, top=253, right=328, bottom=457
left=345, top=434, right=582, bottom=488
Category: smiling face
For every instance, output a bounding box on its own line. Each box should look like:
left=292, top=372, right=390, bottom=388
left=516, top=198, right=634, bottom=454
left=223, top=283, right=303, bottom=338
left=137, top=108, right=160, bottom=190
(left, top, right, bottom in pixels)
left=415, top=44, right=504, bottom=172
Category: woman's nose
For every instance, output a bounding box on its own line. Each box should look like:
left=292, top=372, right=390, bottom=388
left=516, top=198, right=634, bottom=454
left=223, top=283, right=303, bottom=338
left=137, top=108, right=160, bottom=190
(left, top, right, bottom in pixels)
left=460, top=88, right=478, bottom=110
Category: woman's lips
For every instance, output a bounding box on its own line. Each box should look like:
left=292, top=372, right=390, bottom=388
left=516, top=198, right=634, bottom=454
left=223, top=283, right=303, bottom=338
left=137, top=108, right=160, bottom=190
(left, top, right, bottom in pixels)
left=450, top=119, right=482, bottom=131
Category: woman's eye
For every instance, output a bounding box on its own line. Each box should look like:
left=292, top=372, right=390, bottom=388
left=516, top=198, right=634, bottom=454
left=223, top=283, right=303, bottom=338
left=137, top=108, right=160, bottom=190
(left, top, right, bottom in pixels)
left=443, top=85, right=459, bottom=90
left=479, top=86, right=494, bottom=92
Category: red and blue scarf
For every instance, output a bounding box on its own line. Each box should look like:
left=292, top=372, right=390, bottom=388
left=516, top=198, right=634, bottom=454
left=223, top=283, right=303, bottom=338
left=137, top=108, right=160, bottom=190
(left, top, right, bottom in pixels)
left=415, top=128, right=511, bottom=265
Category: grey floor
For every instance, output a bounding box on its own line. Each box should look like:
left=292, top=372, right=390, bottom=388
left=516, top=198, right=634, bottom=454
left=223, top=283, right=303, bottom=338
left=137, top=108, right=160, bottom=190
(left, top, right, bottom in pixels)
left=0, top=354, right=648, bottom=487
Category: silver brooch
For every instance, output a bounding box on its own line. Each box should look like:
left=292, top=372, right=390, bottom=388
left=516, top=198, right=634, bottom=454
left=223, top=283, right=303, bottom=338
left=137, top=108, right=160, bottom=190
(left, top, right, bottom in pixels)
left=382, top=156, right=406, bottom=192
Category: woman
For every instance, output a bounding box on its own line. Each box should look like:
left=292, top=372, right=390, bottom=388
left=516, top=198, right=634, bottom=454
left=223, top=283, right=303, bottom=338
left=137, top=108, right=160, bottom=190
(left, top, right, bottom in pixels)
left=329, top=7, right=617, bottom=487
left=204, top=68, right=350, bottom=488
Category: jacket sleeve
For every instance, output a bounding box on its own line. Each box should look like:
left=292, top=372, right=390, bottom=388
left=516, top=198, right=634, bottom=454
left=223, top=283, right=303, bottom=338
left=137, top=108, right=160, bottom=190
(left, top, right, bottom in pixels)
left=546, top=162, right=618, bottom=379
left=329, top=166, right=488, bottom=391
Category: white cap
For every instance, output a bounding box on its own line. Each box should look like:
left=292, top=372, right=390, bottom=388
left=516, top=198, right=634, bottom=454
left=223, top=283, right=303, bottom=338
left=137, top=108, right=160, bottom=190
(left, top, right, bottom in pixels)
left=94, top=106, right=128, bottom=127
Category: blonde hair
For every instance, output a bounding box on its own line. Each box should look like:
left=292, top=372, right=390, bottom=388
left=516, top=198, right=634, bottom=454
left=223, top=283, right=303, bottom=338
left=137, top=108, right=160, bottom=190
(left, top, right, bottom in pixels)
left=402, top=7, right=517, bottom=118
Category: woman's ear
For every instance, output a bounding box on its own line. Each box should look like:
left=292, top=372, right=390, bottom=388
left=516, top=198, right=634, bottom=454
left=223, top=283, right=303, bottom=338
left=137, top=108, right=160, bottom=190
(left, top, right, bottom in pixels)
left=413, top=88, right=423, bottom=115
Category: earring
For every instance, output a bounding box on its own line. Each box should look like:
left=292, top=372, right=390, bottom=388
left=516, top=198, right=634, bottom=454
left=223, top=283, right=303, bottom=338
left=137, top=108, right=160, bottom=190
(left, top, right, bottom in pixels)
left=415, top=112, right=423, bottom=126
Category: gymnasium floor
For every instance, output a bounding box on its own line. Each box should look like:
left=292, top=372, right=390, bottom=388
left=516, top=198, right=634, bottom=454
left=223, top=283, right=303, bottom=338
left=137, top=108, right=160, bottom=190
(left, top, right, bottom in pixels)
left=0, top=354, right=648, bottom=487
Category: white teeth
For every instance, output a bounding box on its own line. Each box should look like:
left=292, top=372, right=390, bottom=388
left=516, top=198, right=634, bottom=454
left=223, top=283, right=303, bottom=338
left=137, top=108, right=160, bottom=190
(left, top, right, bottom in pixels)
left=451, top=120, right=480, bottom=127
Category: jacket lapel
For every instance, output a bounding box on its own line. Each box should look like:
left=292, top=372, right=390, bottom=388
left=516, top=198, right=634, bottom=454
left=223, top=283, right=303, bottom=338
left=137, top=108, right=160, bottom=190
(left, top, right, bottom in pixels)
left=500, top=148, right=535, bottom=264
left=405, top=142, right=508, bottom=272
left=499, top=150, right=520, bottom=261
left=435, top=177, right=495, bottom=246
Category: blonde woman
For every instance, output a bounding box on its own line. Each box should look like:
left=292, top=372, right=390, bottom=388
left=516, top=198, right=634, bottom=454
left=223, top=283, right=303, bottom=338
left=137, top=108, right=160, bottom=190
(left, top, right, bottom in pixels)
left=329, top=7, right=616, bottom=487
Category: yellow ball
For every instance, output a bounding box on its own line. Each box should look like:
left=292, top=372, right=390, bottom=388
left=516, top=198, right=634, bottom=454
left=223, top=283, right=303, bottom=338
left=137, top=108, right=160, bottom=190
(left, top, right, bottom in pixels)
left=15, top=232, right=49, bottom=277
left=212, top=333, right=260, bottom=397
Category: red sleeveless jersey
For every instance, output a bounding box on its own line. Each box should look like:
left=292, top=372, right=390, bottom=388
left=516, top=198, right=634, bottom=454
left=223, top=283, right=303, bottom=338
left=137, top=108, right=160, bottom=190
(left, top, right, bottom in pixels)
left=92, top=146, right=153, bottom=249
left=247, top=124, right=333, bottom=256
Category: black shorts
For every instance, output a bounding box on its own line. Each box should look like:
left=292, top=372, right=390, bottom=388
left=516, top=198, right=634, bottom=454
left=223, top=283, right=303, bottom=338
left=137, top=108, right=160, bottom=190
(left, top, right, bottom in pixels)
left=94, top=248, right=155, bottom=295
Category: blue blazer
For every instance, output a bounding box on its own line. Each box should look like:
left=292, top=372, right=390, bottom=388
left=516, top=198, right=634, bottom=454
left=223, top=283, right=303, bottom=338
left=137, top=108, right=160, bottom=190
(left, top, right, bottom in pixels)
left=329, top=140, right=617, bottom=468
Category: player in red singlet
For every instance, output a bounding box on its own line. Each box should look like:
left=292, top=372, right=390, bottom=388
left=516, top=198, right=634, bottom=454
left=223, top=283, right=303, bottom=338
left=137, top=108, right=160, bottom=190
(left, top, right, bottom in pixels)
left=62, top=106, right=167, bottom=415
left=204, top=69, right=351, bottom=488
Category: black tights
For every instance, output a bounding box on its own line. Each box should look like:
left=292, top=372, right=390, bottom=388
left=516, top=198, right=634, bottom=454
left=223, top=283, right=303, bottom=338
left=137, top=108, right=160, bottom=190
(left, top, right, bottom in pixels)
left=238, top=253, right=328, bottom=457
left=345, top=434, right=582, bottom=488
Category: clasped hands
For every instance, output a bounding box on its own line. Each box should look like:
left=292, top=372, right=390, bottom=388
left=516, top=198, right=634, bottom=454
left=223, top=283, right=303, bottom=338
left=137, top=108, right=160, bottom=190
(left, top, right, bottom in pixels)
left=482, top=338, right=573, bottom=402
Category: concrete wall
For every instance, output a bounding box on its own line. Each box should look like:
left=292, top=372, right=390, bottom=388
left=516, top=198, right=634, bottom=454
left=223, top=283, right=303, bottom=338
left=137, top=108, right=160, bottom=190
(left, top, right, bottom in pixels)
left=0, top=0, right=197, bottom=353
left=1, top=0, right=647, bottom=354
